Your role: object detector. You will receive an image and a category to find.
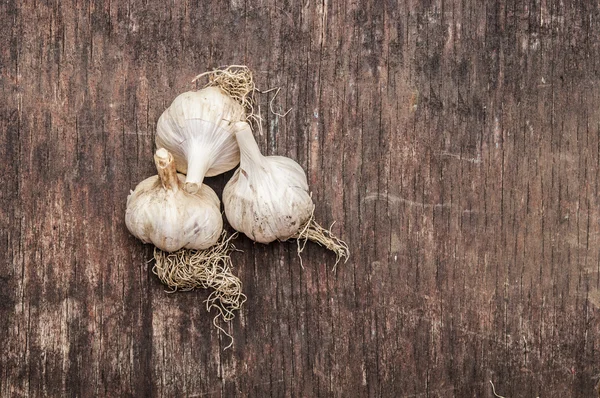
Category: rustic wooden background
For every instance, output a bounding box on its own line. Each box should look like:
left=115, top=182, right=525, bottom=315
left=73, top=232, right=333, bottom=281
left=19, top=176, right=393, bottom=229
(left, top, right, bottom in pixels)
left=2, top=0, right=600, bottom=397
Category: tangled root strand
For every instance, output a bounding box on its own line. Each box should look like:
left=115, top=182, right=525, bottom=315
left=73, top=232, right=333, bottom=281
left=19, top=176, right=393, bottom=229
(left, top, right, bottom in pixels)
left=152, top=232, right=246, bottom=348
left=291, top=209, right=350, bottom=271
left=192, top=65, right=263, bottom=132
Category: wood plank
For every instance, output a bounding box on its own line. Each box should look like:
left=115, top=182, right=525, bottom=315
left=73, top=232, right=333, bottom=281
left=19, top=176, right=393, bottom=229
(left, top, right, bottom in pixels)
left=1, top=0, right=599, bottom=396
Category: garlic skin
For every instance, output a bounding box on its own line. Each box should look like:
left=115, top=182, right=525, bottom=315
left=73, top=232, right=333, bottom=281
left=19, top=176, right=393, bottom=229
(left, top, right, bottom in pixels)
left=156, top=87, right=246, bottom=193
left=223, top=123, right=314, bottom=243
left=126, top=148, right=223, bottom=252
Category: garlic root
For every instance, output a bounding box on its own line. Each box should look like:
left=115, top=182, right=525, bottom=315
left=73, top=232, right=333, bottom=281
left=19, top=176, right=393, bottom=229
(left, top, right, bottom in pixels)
left=193, top=65, right=255, bottom=114
left=152, top=231, right=246, bottom=346
left=292, top=210, right=350, bottom=271
left=192, top=65, right=264, bottom=133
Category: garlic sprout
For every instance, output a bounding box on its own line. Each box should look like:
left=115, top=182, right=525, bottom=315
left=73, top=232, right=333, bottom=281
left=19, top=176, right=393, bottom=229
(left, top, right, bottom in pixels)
left=125, top=148, right=223, bottom=252
left=223, top=124, right=350, bottom=267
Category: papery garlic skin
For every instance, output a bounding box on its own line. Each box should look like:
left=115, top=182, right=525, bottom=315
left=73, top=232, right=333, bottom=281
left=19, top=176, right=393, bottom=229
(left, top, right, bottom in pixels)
left=223, top=123, right=314, bottom=243
left=126, top=148, right=223, bottom=252
left=156, top=87, right=246, bottom=193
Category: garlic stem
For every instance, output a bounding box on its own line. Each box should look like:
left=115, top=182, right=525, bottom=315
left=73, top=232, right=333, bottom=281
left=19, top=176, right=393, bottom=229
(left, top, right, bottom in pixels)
left=235, top=124, right=264, bottom=166
left=184, top=146, right=211, bottom=194
left=154, top=148, right=180, bottom=191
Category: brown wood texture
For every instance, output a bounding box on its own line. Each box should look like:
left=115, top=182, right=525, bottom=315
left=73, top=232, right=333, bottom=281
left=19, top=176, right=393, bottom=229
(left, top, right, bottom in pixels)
left=2, top=1, right=600, bottom=397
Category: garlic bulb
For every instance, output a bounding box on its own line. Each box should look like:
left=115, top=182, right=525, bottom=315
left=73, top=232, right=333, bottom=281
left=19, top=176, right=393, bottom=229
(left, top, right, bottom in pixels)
left=223, top=123, right=314, bottom=243
left=126, top=148, right=223, bottom=252
left=156, top=87, right=246, bottom=194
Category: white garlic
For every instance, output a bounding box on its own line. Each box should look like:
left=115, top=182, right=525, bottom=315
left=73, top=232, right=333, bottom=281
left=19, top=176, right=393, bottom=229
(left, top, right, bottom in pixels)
left=223, top=123, right=314, bottom=243
left=156, top=87, right=246, bottom=194
left=126, top=148, right=223, bottom=252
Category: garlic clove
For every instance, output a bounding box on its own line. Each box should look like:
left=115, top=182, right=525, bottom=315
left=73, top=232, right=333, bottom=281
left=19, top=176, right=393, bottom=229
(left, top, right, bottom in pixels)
left=223, top=124, right=314, bottom=243
left=125, top=148, right=223, bottom=252
left=156, top=87, right=245, bottom=192
left=222, top=124, right=349, bottom=266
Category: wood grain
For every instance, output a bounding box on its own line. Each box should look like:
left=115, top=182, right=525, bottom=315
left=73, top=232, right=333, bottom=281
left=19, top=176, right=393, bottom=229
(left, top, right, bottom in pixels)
left=1, top=0, right=599, bottom=397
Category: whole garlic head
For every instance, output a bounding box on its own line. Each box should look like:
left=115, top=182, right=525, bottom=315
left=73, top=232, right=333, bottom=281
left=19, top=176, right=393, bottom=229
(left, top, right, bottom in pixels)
left=126, top=148, right=223, bottom=252
left=156, top=87, right=246, bottom=194
left=223, top=123, right=314, bottom=243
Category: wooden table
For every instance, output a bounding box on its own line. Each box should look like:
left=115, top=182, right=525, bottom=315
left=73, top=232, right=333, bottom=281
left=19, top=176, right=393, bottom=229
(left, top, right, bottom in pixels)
left=2, top=1, right=599, bottom=396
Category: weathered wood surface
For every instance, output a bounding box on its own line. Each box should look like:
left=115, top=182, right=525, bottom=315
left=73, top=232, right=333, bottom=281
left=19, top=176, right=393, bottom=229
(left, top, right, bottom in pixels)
left=2, top=1, right=600, bottom=397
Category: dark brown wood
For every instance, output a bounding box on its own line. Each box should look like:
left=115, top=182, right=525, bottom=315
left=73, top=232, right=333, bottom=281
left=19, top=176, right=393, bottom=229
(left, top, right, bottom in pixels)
left=2, top=0, right=599, bottom=397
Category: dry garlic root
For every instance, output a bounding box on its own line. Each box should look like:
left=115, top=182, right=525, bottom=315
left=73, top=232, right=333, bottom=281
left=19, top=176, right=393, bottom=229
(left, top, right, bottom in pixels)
left=153, top=232, right=247, bottom=349
left=223, top=123, right=350, bottom=267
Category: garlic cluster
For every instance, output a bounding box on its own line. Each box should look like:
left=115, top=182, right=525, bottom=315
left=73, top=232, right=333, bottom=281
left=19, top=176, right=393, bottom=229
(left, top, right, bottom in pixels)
left=156, top=87, right=246, bottom=194
left=223, top=124, right=315, bottom=243
left=125, top=148, right=223, bottom=252
left=124, top=65, right=349, bottom=349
